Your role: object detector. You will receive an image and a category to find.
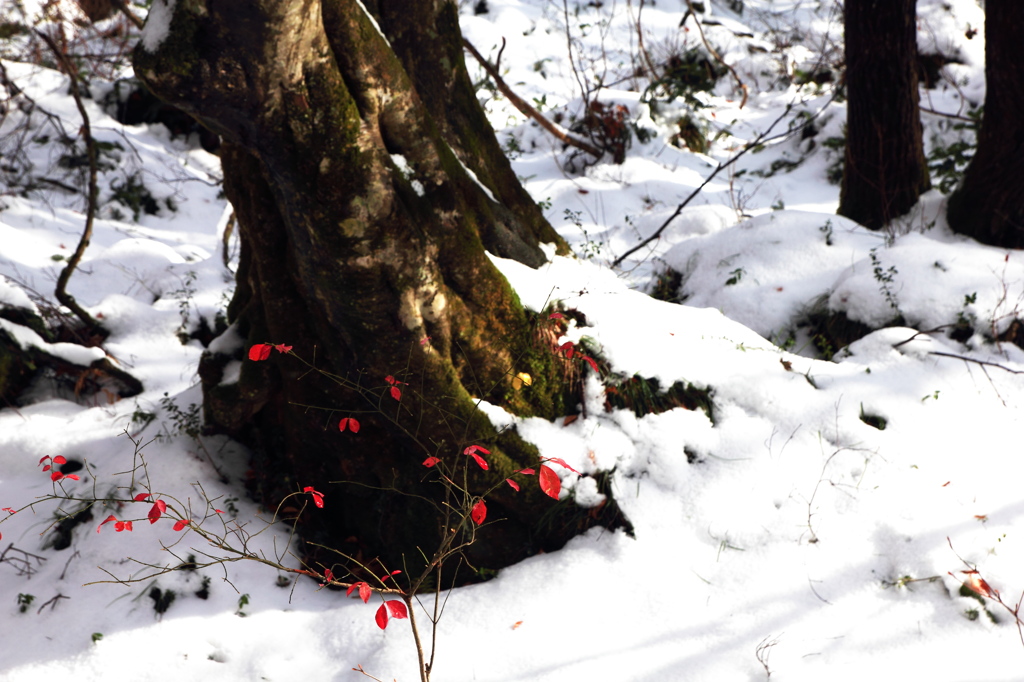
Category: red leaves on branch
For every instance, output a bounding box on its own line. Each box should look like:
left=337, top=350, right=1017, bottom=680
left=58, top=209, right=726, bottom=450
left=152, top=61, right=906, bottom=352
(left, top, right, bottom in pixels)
left=172, top=519, right=190, bottom=531
left=553, top=340, right=600, bottom=375
left=338, top=417, right=360, bottom=433
left=39, top=455, right=77, bottom=481
left=148, top=499, right=167, bottom=524
left=471, top=499, right=487, bottom=525
left=134, top=493, right=151, bottom=501
left=385, top=375, right=405, bottom=401
left=375, top=599, right=408, bottom=629
left=422, top=456, right=441, bottom=467
left=464, top=445, right=490, bottom=470
left=347, top=581, right=372, bottom=603
left=505, top=478, right=520, bottom=491
left=248, top=343, right=292, bottom=361
left=303, top=486, right=325, bottom=508
left=98, top=515, right=133, bottom=533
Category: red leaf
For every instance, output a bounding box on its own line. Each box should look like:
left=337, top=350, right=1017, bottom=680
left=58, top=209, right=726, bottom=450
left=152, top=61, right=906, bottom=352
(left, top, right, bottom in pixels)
left=41, top=465, right=51, bottom=472
left=248, top=344, right=272, bottom=361
left=64, top=474, right=80, bottom=481
left=346, top=581, right=372, bottom=603
left=548, top=312, right=564, bottom=319
left=471, top=500, right=487, bottom=525
left=38, top=456, right=50, bottom=464
left=115, top=520, right=133, bottom=532
left=422, top=456, right=441, bottom=467
left=53, top=456, right=67, bottom=465
left=539, top=465, right=561, bottom=499
left=517, top=468, right=535, bottom=476
left=390, top=386, right=402, bottom=401
left=464, top=445, right=491, bottom=456
left=303, top=486, right=325, bottom=508
left=97, top=514, right=117, bottom=532
left=375, top=603, right=389, bottom=629
left=964, top=572, right=997, bottom=599
left=582, top=355, right=599, bottom=373
left=566, top=347, right=575, bottom=359
left=50, top=471, right=64, bottom=481
left=148, top=499, right=167, bottom=524
left=134, top=493, right=151, bottom=501
left=542, top=457, right=581, bottom=474
left=173, top=519, right=190, bottom=531
left=322, top=568, right=334, bottom=584
left=387, top=599, right=408, bottom=620
left=272, top=343, right=293, bottom=354
left=1, top=508, right=15, bottom=514
left=506, top=478, right=520, bottom=491
left=467, top=451, right=489, bottom=470
left=558, top=341, right=574, bottom=353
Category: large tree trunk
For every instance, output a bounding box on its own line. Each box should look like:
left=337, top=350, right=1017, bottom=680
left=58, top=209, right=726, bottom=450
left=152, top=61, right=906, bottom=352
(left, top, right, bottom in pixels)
left=134, top=0, right=625, bottom=577
left=838, top=0, right=931, bottom=230
left=946, top=1, right=1024, bottom=248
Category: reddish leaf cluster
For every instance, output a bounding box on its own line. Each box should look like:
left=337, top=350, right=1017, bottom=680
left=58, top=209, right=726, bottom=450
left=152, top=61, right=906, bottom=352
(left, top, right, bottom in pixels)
left=375, top=600, right=408, bottom=629
left=97, top=493, right=189, bottom=534
left=385, top=375, right=405, bottom=401
left=39, top=455, right=79, bottom=483
left=555, top=341, right=599, bottom=374
left=338, top=417, right=360, bottom=433
left=463, top=444, right=490, bottom=470
left=303, top=486, right=325, bottom=508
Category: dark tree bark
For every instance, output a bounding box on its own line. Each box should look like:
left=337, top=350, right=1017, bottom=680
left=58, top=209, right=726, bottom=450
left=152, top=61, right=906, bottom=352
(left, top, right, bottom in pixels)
left=946, top=1, right=1024, bottom=248
left=133, top=0, right=626, bottom=579
left=838, top=0, right=931, bottom=230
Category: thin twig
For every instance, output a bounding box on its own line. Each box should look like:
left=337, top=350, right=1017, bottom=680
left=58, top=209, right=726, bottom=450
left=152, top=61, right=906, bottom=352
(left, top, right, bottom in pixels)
left=929, top=351, right=1024, bottom=375
left=682, top=0, right=748, bottom=108
left=462, top=37, right=603, bottom=160
left=35, top=29, right=106, bottom=337
left=611, top=104, right=793, bottom=268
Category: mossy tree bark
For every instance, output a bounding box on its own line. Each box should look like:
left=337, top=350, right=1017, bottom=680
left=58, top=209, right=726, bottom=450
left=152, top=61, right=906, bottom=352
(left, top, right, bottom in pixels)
left=838, top=0, right=931, bottom=230
left=133, top=0, right=624, bottom=578
left=946, top=1, right=1024, bottom=248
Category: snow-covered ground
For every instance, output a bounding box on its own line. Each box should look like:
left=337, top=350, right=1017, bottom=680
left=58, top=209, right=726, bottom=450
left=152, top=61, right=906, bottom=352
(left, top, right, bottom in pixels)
left=3, top=1, right=1022, bottom=680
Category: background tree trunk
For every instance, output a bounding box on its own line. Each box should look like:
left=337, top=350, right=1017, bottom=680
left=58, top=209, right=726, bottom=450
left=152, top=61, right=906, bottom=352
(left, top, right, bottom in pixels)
left=946, top=1, right=1024, bottom=248
left=134, top=0, right=626, bottom=579
left=838, top=0, right=931, bottom=230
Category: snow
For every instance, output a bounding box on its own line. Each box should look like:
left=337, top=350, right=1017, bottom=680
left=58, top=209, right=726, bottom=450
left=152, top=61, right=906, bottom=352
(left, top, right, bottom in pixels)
left=3, top=1, right=1023, bottom=681
left=139, top=0, right=176, bottom=52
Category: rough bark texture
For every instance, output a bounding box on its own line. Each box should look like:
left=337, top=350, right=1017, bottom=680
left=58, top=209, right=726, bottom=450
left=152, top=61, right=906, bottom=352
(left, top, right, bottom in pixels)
left=133, top=0, right=625, bottom=579
left=946, top=1, right=1024, bottom=248
left=838, top=0, right=930, bottom=230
